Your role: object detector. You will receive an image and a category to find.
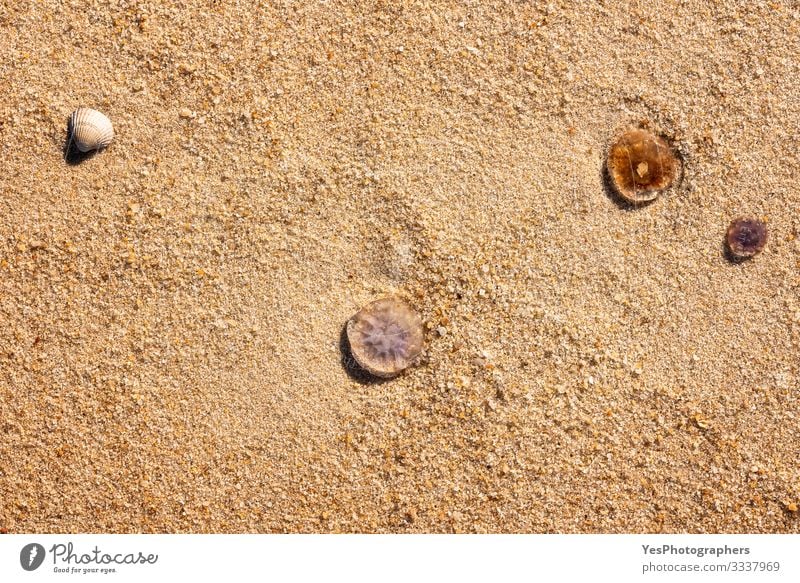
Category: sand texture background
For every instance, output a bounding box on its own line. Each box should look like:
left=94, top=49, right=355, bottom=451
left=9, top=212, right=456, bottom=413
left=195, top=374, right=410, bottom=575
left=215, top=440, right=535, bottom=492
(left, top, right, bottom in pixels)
left=1, top=0, right=799, bottom=533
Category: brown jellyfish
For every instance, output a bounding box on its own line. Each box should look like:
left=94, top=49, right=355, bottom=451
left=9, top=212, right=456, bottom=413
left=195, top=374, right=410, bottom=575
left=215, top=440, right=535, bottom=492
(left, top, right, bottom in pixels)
left=606, top=129, right=680, bottom=203
left=726, top=217, right=768, bottom=259
left=346, top=296, right=424, bottom=378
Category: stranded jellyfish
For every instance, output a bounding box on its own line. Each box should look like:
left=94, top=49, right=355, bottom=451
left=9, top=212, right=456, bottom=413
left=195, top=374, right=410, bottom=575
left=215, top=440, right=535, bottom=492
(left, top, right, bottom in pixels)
left=726, top=217, right=768, bottom=260
left=346, top=296, right=424, bottom=378
left=606, top=129, right=679, bottom=203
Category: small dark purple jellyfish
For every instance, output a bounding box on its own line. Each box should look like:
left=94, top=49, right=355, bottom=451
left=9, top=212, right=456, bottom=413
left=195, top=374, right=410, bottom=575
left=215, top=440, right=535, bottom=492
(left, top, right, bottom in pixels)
left=726, top=217, right=768, bottom=259
left=346, top=296, right=424, bottom=378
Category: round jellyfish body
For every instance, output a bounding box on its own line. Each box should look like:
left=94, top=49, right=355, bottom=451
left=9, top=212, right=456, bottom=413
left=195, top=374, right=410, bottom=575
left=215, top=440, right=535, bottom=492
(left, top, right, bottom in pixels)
left=346, top=297, right=424, bottom=378
left=726, top=217, right=768, bottom=259
left=606, top=129, right=679, bottom=203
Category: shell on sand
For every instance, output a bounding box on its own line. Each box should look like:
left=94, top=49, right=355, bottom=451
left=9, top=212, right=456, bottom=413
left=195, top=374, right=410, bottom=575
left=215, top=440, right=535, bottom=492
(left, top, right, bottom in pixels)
left=346, top=296, right=424, bottom=378
left=69, top=108, right=114, bottom=152
left=606, top=129, right=679, bottom=203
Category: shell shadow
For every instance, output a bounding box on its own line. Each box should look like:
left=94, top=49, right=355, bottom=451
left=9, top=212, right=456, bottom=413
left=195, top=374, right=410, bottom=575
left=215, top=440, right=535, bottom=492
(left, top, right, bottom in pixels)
left=63, top=134, right=96, bottom=165
left=339, top=324, right=390, bottom=385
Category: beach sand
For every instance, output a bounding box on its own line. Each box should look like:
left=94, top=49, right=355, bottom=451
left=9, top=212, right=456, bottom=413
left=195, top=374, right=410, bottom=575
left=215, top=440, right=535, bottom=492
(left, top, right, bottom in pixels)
left=1, top=0, right=799, bottom=533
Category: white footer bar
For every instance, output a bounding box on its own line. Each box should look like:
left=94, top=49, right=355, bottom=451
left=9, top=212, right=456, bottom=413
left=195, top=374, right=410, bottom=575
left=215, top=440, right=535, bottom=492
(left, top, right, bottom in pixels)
left=1, top=534, right=797, bottom=582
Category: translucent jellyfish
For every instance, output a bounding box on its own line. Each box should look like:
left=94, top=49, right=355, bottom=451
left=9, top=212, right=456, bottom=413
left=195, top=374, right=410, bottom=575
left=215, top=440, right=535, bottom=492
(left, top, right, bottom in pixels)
left=606, top=129, right=679, bottom=203
left=726, top=217, right=768, bottom=259
left=346, top=297, right=424, bottom=378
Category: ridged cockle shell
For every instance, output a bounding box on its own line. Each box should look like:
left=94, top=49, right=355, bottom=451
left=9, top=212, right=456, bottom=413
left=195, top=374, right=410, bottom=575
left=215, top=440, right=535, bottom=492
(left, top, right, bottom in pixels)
left=69, top=108, right=114, bottom=152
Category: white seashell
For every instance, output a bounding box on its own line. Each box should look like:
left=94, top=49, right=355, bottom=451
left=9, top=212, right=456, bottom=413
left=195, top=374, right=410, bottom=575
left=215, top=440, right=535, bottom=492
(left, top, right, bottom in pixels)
left=69, top=108, right=114, bottom=152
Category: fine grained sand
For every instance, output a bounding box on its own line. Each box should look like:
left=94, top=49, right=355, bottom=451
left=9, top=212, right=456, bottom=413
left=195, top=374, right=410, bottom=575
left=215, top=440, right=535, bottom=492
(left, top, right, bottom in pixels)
left=1, top=1, right=798, bottom=533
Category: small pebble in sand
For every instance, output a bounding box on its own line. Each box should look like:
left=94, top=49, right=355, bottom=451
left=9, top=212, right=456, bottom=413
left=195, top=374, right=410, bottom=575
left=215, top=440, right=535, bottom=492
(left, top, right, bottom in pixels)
left=69, top=108, right=114, bottom=152
left=346, top=296, right=424, bottom=378
left=726, top=217, right=768, bottom=259
left=606, top=129, right=679, bottom=203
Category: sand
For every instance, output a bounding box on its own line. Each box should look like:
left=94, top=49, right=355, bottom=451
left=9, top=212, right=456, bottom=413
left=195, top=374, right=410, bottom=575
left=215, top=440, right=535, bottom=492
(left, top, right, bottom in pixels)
left=1, top=0, right=799, bottom=533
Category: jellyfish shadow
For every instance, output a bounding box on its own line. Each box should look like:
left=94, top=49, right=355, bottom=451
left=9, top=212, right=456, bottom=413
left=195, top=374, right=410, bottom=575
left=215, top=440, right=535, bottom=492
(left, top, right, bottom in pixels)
left=722, top=242, right=752, bottom=264
left=339, top=324, right=390, bottom=385
left=600, top=162, right=656, bottom=211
